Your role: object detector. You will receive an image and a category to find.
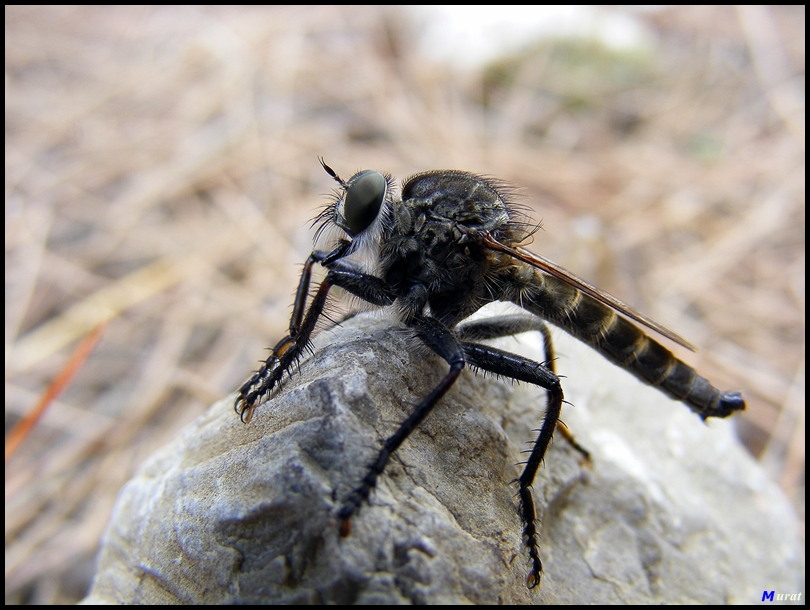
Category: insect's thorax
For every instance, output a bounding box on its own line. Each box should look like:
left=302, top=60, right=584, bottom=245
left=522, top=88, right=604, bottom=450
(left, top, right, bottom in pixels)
left=377, top=188, right=509, bottom=324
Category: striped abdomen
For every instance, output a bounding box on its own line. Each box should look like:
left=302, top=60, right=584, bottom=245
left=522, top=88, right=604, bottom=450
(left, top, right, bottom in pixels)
left=512, top=269, right=745, bottom=419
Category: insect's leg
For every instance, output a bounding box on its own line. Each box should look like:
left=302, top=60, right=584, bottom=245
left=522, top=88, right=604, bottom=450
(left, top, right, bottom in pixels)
left=534, top=323, right=590, bottom=463
left=236, top=259, right=395, bottom=422
left=288, top=252, right=325, bottom=337
left=236, top=251, right=323, bottom=420
left=338, top=316, right=464, bottom=535
left=461, top=341, right=563, bottom=590
left=236, top=275, right=334, bottom=422
left=456, top=314, right=549, bottom=341
left=457, top=316, right=589, bottom=461
left=291, top=242, right=351, bottom=335
left=235, top=244, right=347, bottom=420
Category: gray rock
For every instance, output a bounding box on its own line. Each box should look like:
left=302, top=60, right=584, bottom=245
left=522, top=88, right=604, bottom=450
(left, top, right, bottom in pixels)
left=83, top=312, right=803, bottom=604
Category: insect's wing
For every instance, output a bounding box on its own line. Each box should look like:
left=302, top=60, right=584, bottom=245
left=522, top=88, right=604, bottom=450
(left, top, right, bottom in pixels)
left=483, top=233, right=697, bottom=352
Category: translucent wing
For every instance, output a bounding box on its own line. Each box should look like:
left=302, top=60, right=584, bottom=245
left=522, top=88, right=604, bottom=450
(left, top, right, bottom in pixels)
left=483, top=232, right=696, bottom=351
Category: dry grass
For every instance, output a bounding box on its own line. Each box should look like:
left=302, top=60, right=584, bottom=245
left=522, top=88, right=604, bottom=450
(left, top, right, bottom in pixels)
left=5, top=6, right=804, bottom=603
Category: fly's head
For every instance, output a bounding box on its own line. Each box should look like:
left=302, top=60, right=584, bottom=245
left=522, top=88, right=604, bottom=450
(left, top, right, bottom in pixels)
left=313, top=159, right=395, bottom=263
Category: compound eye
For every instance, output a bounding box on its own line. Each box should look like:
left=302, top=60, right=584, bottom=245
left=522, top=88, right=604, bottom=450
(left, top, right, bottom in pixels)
left=343, top=171, right=386, bottom=235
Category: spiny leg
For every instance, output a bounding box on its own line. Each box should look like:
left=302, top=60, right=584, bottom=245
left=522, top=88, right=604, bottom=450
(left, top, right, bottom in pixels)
left=235, top=247, right=338, bottom=421
left=457, top=315, right=589, bottom=462
left=535, top=323, right=590, bottom=463
left=236, top=277, right=333, bottom=422
left=338, top=316, right=464, bottom=535
left=236, top=250, right=395, bottom=422
left=461, top=340, right=563, bottom=589
left=456, top=314, right=551, bottom=342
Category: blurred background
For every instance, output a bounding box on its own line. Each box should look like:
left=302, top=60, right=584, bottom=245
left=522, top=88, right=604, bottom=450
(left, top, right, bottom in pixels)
left=5, top=6, right=804, bottom=603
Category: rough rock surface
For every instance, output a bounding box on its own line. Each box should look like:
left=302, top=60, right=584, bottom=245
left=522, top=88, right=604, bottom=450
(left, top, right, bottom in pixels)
left=83, top=312, right=803, bottom=604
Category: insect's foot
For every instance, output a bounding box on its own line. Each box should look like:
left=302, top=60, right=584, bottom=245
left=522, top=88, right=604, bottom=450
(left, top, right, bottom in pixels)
left=234, top=350, right=292, bottom=423
left=234, top=380, right=264, bottom=423
left=234, top=382, right=269, bottom=423
left=523, top=525, right=544, bottom=589
left=235, top=398, right=256, bottom=423
left=517, top=485, right=544, bottom=590
left=337, top=491, right=364, bottom=523
left=337, top=501, right=358, bottom=538
left=336, top=472, right=378, bottom=537
left=526, top=566, right=543, bottom=589
left=235, top=374, right=282, bottom=422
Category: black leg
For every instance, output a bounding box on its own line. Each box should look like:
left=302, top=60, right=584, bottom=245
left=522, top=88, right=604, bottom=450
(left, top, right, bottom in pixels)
left=235, top=257, right=396, bottom=422
left=461, top=340, right=563, bottom=589
left=235, top=247, right=335, bottom=421
left=236, top=277, right=334, bottom=422
left=290, top=243, right=352, bottom=335
left=458, top=315, right=590, bottom=462
left=534, top=323, right=590, bottom=463
left=456, top=314, right=549, bottom=341
left=337, top=316, right=465, bottom=535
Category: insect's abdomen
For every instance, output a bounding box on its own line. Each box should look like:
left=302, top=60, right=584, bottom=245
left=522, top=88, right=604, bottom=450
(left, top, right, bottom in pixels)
left=513, top=269, right=745, bottom=419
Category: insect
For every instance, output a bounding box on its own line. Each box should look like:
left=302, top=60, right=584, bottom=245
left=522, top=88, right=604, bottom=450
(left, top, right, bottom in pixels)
left=235, top=160, right=745, bottom=589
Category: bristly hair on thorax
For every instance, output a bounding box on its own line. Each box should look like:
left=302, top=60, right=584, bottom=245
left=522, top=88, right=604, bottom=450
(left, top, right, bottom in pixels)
left=312, top=166, right=541, bottom=268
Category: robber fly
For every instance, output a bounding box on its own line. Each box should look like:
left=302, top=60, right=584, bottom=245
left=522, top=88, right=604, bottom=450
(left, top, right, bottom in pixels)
left=235, top=160, right=745, bottom=589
